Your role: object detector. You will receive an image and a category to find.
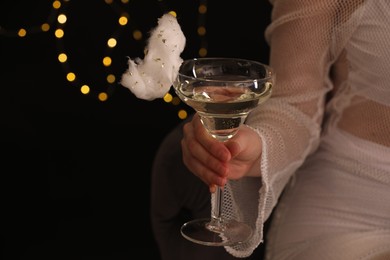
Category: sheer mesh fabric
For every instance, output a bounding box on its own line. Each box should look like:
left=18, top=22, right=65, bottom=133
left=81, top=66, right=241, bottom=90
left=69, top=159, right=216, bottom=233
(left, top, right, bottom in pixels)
left=217, top=0, right=390, bottom=258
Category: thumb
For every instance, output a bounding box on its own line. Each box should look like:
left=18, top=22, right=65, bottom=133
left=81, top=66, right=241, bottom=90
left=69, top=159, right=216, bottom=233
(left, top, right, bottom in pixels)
left=225, top=141, right=241, bottom=158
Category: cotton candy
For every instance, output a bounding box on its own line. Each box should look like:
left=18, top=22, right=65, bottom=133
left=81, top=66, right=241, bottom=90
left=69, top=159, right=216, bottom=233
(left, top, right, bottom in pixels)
left=121, top=13, right=186, bottom=101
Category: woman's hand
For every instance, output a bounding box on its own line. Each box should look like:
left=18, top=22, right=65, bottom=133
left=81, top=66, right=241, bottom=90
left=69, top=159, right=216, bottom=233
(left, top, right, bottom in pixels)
left=181, top=114, right=263, bottom=193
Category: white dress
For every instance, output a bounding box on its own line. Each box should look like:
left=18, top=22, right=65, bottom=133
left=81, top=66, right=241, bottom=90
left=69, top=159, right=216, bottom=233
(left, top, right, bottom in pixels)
left=221, top=0, right=390, bottom=258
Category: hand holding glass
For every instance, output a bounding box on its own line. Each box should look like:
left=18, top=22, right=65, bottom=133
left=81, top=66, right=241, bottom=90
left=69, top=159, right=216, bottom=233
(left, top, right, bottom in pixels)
left=173, top=57, right=274, bottom=246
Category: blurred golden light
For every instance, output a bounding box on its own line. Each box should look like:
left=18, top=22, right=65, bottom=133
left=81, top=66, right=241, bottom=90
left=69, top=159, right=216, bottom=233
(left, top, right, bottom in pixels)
left=133, top=30, right=142, bottom=40
left=199, top=47, right=207, bottom=57
left=41, top=23, right=50, bottom=32
left=199, top=4, right=207, bottom=14
left=119, top=16, right=128, bottom=26
left=98, top=92, right=108, bottom=101
left=57, top=14, right=67, bottom=24
left=104, top=0, right=113, bottom=4
left=53, top=1, right=61, bottom=9
left=58, top=53, right=67, bottom=63
left=107, top=38, right=117, bottom=48
left=178, top=109, right=188, bottom=120
left=172, top=96, right=181, bottom=106
left=66, top=72, right=76, bottom=82
left=55, top=28, right=64, bottom=38
left=163, top=93, right=173, bottom=103
left=168, top=11, right=177, bottom=17
left=18, top=29, right=27, bottom=37
left=103, top=56, right=112, bottom=67
left=106, top=74, right=116, bottom=83
left=197, top=26, right=206, bottom=36
left=80, top=85, right=90, bottom=94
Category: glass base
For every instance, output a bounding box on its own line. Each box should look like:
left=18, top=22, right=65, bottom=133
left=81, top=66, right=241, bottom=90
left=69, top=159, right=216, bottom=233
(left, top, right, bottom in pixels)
left=180, top=218, right=252, bottom=246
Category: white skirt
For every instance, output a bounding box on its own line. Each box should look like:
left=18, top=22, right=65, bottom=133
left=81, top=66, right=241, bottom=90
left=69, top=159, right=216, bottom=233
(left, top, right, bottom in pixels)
left=265, top=128, right=390, bottom=260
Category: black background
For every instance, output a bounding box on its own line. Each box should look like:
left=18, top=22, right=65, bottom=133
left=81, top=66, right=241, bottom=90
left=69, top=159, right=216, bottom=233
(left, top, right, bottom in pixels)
left=1, top=0, right=271, bottom=259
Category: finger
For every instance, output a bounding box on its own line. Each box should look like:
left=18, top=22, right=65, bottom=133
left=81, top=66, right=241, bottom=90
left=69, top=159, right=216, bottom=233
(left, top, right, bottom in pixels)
left=182, top=121, right=228, bottom=184
left=192, top=114, right=232, bottom=162
left=181, top=139, right=227, bottom=187
left=183, top=121, right=229, bottom=178
left=209, top=184, right=216, bottom=193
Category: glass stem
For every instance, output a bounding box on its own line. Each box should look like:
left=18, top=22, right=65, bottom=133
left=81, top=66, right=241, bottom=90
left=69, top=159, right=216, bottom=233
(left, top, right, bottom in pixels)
left=209, top=186, right=224, bottom=229
left=209, top=134, right=232, bottom=230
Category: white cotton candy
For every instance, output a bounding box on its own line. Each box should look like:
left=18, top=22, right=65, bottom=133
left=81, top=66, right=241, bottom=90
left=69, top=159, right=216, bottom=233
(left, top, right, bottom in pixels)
left=120, top=13, right=186, bottom=101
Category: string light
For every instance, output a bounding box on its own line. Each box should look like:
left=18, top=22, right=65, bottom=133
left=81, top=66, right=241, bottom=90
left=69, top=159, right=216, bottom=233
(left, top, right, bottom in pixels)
left=0, top=0, right=61, bottom=37
left=198, top=0, right=208, bottom=57
left=54, top=0, right=125, bottom=102
left=1, top=0, right=209, bottom=120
